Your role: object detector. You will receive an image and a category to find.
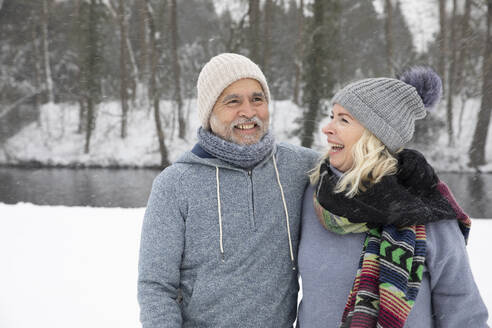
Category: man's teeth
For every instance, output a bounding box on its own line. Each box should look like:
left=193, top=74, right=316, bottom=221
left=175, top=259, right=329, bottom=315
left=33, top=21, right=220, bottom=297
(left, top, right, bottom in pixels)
left=236, top=123, right=255, bottom=130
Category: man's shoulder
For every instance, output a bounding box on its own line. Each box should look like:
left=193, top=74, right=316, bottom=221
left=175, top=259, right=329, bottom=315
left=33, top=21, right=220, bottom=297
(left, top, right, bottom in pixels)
left=152, top=161, right=195, bottom=190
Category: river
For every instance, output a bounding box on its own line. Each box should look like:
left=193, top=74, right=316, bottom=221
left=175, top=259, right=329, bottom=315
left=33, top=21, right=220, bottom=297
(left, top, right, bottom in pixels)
left=0, top=168, right=491, bottom=218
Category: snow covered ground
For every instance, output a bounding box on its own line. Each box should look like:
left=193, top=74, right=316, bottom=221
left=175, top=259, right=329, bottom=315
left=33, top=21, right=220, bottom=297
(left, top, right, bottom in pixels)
left=0, top=203, right=490, bottom=327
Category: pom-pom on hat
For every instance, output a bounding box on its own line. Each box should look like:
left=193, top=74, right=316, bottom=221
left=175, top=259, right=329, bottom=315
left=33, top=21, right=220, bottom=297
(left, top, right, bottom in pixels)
left=331, top=66, right=442, bottom=152
left=197, top=53, right=270, bottom=130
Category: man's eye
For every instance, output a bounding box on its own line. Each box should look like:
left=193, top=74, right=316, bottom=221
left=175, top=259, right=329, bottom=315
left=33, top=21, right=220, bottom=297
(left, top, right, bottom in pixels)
left=227, top=99, right=239, bottom=104
left=253, top=97, right=263, bottom=102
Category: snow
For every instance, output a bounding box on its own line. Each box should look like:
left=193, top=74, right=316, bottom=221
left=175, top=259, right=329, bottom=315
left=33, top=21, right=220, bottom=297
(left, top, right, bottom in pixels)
left=1, top=96, right=490, bottom=172
left=0, top=202, right=490, bottom=327
left=398, top=0, right=440, bottom=53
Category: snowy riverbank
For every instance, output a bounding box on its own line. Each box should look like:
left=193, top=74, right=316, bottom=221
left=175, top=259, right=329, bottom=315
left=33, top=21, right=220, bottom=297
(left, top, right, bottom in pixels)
left=0, top=203, right=490, bottom=327
left=1, top=100, right=491, bottom=172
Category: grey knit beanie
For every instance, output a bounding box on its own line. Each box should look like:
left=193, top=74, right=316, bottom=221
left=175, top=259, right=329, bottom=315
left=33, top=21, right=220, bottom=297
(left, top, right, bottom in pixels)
left=197, top=53, right=270, bottom=130
left=332, top=66, right=442, bottom=152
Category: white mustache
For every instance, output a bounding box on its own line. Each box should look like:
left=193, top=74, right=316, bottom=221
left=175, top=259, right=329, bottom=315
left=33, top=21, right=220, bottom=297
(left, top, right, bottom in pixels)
left=230, top=116, right=263, bottom=129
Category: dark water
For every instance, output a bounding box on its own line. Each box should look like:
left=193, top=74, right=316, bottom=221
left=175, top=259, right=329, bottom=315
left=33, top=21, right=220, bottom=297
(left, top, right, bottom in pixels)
left=0, top=167, right=159, bottom=208
left=0, top=168, right=491, bottom=217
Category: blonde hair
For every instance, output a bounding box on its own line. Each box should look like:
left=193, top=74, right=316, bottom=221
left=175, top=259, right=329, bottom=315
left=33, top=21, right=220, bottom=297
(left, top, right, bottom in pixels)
left=309, top=129, right=400, bottom=198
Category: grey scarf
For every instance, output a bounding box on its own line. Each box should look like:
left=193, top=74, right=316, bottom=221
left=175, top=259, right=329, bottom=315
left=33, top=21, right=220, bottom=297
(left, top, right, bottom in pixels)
left=197, top=127, right=275, bottom=169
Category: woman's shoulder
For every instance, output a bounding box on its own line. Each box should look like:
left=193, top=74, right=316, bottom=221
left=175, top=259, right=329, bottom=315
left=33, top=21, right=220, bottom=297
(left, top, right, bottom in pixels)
left=424, top=219, right=469, bottom=272
left=426, top=219, right=466, bottom=246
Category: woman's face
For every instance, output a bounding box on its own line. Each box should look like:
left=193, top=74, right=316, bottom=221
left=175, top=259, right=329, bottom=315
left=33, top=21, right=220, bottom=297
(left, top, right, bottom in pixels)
left=322, top=104, right=366, bottom=172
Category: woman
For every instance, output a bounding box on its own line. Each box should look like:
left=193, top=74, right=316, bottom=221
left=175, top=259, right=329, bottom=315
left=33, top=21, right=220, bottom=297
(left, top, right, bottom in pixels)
left=297, top=67, right=488, bottom=327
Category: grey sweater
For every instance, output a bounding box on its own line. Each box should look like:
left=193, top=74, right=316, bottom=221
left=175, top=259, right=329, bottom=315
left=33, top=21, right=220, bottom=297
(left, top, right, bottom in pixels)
left=138, top=143, right=318, bottom=328
left=297, top=185, right=489, bottom=328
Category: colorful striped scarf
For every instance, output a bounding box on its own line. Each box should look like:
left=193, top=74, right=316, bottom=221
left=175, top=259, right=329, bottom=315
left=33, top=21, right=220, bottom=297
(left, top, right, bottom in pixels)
left=313, top=181, right=471, bottom=328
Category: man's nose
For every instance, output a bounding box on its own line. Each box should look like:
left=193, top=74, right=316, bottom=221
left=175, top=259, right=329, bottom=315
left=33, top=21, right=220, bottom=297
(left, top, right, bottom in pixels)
left=238, top=102, right=256, bottom=118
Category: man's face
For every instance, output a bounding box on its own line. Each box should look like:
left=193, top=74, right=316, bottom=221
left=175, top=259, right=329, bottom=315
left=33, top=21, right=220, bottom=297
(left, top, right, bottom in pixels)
left=209, top=78, right=269, bottom=145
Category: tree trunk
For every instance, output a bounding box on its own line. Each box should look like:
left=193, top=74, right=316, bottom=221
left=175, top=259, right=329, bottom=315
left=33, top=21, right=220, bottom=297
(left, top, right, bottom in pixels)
left=446, top=0, right=458, bottom=146
left=293, top=0, right=304, bottom=106
left=137, top=0, right=148, bottom=82
left=468, top=0, right=492, bottom=167
left=117, top=0, right=129, bottom=139
left=145, top=0, right=169, bottom=168
left=76, top=0, right=85, bottom=134
left=262, top=0, right=273, bottom=71
left=31, top=8, right=42, bottom=126
left=84, top=0, right=99, bottom=154
left=170, top=0, right=185, bottom=139
left=248, top=0, right=261, bottom=63
left=41, top=0, right=54, bottom=103
left=301, top=0, right=324, bottom=148
left=455, top=0, right=472, bottom=90
left=438, top=0, right=447, bottom=88
left=384, top=0, right=394, bottom=75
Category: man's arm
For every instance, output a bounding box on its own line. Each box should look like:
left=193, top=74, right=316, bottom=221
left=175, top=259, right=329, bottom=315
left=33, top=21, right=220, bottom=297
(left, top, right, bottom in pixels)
left=138, top=172, right=185, bottom=327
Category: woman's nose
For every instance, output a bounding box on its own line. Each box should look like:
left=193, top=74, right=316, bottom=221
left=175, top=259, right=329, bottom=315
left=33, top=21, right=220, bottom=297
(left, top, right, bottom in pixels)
left=322, top=121, right=334, bottom=135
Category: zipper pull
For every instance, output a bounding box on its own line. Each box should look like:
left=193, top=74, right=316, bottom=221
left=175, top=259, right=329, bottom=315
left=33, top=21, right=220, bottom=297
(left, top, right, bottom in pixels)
left=248, top=170, right=252, bottom=176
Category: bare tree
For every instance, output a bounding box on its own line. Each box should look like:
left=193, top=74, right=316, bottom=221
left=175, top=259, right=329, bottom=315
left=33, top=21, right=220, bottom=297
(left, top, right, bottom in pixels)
left=145, top=0, right=169, bottom=168
left=31, top=8, right=42, bottom=126
left=41, top=0, right=54, bottom=103
left=469, top=0, right=492, bottom=167
left=75, top=0, right=85, bottom=134
left=293, top=0, right=304, bottom=106
left=116, top=0, right=130, bottom=138
left=137, top=0, right=148, bottom=82
left=445, top=0, right=459, bottom=146
left=170, top=0, right=185, bottom=139
left=84, top=0, right=100, bottom=154
left=262, top=0, right=273, bottom=71
left=248, top=0, right=261, bottom=63
left=384, top=0, right=394, bottom=75
left=455, top=0, right=472, bottom=89
left=438, top=0, right=447, bottom=87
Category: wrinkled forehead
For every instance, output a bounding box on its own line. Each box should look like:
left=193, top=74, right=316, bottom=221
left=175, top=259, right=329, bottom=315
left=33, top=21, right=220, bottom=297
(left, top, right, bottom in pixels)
left=216, top=78, right=265, bottom=101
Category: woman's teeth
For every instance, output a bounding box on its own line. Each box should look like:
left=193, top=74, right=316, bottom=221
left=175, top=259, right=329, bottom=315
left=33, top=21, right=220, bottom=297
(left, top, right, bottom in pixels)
left=331, top=143, right=344, bottom=151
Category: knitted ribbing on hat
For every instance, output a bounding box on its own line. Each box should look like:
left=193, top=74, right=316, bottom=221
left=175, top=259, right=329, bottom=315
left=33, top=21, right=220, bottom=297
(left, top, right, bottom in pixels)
left=332, top=78, right=425, bottom=153
left=197, top=127, right=275, bottom=169
left=197, top=53, right=271, bottom=130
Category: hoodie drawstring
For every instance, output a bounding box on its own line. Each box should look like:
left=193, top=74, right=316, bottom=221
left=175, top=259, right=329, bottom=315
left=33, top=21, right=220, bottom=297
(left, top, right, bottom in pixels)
left=216, top=167, right=225, bottom=262
left=272, top=155, right=296, bottom=271
left=215, top=157, right=295, bottom=270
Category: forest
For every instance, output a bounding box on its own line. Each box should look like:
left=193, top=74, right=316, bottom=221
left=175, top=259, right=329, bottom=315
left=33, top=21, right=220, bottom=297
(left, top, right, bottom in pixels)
left=0, top=0, right=490, bottom=169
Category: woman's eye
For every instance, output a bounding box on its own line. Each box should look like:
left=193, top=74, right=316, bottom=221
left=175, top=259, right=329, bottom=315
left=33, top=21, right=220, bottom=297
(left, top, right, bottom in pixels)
left=329, top=114, right=334, bottom=119
left=341, top=118, right=349, bottom=123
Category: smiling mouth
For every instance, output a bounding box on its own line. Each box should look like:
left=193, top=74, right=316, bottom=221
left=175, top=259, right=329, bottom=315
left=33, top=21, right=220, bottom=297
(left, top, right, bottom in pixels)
left=330, top=142, right=344, bottom=153
left=235, top=123, right=258, bottom=130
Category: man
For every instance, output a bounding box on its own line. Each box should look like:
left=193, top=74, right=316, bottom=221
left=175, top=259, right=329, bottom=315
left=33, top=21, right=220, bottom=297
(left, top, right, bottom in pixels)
left=137, top=53, right=319, bottom=327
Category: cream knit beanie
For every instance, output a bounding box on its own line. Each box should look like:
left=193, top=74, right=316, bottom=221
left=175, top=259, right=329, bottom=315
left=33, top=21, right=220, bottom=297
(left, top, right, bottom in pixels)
left=197, top=53, right=270, bottom=130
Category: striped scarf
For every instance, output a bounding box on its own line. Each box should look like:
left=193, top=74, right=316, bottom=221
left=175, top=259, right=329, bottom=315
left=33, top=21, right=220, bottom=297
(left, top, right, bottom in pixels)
left=313, top=171, right=471, bottom=328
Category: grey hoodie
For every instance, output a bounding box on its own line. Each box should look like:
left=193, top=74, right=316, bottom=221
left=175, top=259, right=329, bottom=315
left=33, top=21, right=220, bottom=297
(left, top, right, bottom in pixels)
left=138, top=143, right=319, bottom=328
